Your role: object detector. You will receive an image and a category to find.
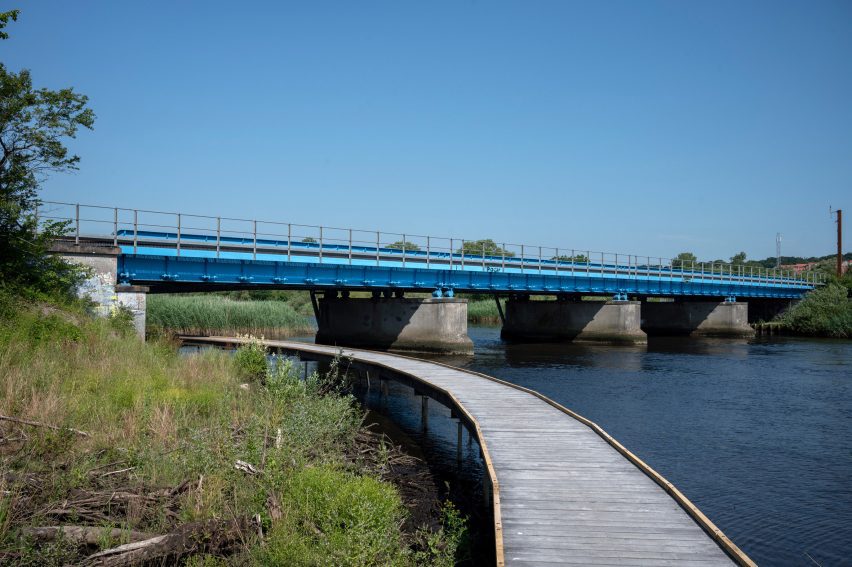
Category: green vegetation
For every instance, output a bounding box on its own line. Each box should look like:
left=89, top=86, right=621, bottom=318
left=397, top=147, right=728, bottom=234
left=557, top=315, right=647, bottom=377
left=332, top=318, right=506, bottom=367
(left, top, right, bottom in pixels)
left=0, top=8, right=92, bottom=301
left=466, top=298, right=501, bottom=325
left=456, top=239, right=514, bottom=258
left=552, top=254, right=589, bottom=263
left=774, top=284, right=852, bottom=338
left=0, top=297, right=466, bottom=564
left=147, top=294, right=314, bottom=338
left=387, top=240, right=421, bottom=252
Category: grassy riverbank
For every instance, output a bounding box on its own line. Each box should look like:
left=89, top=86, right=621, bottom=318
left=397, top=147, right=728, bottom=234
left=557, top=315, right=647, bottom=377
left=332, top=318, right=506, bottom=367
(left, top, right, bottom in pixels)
left=148, top=294, right=315, bottom=338
left=772, top=283, right=852, bottom=338
left=0, top=294, right=465, bottom=565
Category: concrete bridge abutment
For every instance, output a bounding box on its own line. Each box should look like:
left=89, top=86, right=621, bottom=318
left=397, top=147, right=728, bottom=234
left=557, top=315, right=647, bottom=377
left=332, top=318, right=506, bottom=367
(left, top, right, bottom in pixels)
left=315, top=295, right=474, bottom=354
left=51, top=242, right=147, bottom=339
left=500, top=298, right=648, bottom=345
left=641, top=301, right=755, bottom=338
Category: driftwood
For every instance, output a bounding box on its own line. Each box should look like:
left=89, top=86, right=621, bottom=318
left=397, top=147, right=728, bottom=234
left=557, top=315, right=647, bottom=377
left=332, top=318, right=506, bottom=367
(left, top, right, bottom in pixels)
left=0, top=414, right=90, bottom=437
left=21, top=525, right=154, bottom=547
left=82, top=518, right=249, bottom=566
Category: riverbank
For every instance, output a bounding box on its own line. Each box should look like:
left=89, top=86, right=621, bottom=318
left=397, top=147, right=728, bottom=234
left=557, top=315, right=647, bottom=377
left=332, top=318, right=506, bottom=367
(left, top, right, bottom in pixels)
left=0, top=295, right=465, bottom=565
left=768, top=283, right=851, bottom=338
left=148, top=292, right=506, bottom=336
left=148, top=294, right=315, bottom=338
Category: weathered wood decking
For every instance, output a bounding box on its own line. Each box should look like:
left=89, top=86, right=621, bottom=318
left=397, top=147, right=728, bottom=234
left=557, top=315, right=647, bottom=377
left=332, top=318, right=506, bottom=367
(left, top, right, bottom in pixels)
left=188, top=337, right=754, bottom=567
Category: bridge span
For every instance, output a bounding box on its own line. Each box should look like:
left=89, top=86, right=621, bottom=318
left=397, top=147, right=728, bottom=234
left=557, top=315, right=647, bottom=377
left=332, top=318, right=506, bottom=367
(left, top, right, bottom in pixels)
left=185, top=336, right=755, bottom=567
left=43, top=202, right=819, bottom=346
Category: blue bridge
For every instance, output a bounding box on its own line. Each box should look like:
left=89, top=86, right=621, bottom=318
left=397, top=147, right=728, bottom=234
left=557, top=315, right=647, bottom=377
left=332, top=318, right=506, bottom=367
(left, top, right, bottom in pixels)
left=44, top=202, right=818, bottom=299
left=44, top=202, right=820, bottom=348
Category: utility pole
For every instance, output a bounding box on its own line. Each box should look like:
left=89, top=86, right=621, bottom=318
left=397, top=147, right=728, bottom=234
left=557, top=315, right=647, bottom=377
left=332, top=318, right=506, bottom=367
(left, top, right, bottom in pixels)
left=834, top=209, right=843, bottom=277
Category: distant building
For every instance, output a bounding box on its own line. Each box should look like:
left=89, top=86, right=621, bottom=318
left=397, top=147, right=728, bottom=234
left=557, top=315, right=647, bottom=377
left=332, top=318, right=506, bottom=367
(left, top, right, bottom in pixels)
left=781, top=260, right=850, bottom=275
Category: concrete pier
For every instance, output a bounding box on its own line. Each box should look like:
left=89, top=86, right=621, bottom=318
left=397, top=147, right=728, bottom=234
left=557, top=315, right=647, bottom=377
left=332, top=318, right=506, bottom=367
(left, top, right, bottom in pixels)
left=641, top=301, right=755, bottom=338
left=51, top=242, right=147, bottom=339
left=500, top=298, right=647, bottom=345
left=315, top=296, right=474, bottom=354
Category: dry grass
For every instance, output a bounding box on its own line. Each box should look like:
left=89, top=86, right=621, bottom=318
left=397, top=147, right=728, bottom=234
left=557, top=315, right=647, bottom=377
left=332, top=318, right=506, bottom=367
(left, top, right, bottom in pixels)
left=0, top=299, right=464, bottom=565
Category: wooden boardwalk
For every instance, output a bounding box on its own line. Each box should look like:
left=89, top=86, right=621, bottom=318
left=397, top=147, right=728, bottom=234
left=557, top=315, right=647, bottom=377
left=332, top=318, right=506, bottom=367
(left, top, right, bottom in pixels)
left=188, top=337, right=753, bottom=567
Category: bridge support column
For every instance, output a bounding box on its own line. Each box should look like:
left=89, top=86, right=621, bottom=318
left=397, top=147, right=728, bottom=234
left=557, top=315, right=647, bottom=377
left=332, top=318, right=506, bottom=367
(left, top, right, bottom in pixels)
left=500, top=298, right=647, bottom=345
left=50, top=242, right=148, bottom=339
left=315, top=296, right=474, bottom=354
left=641, top=301, right=755, bottom=338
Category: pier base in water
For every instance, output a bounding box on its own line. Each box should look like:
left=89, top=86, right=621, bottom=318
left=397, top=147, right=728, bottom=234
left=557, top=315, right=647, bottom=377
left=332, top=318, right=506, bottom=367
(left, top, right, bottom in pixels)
left=316, top=296, right=474, bottom=354
left=641, top=301, right=755, bottom=338
left=500, top=299, right=647, bottom=345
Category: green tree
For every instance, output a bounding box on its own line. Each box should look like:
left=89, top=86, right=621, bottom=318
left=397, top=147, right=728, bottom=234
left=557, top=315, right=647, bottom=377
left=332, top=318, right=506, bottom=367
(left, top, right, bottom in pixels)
left=730, top=251, right=747, bottom=265
left=672, top=252, right=697, bottom=269
left=0, top=10, right=95, bottom=298
left=456, top=239, right=514, bottom=258
left=553, top=254, right=589, bottom=263
left=386, top=240, right=421, bottom=252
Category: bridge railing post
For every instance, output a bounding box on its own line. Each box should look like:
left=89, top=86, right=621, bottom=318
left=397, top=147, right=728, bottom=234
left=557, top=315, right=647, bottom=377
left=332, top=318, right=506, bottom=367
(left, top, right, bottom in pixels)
left=216, top=217, right=221, bottom=258
left=75, top=203, right=80, bottom=245
left=538, top=246, right=542, bottom=274
left=555, top=247, right=559, bottom=275
left=133, top=209, right=138, bottom=253
left=253, top=220, right=257, bottom=260
left=520, top=244, right=524, bottom=273
left=319, top=226, right=323, bottom=263
left=402, top=234, right=406, bottom=267
left=426, top=236, right=431, bottom=268
left=449, top=238, right=453, bottom=270
left=176, top=213, right=181, bottom=257
left=482, top=242, right=486, bottom=270
left=502, top=244, right=506, bottom=272
left=349, top=229, right=352, bottom=265
left=113, top=208, right=118, bottom=247
left=461, top=239, right=465, bottom=270
left=376, top=231, right=380, bottom=267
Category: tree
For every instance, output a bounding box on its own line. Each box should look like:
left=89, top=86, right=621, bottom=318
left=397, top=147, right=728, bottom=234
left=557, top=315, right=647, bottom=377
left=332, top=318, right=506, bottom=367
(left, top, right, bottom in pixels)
left=0, top=10, right=95, bottom=298
left=553, top=254, right=588, bottom=263
left=386, top=240, right=421, bottom=252
left=672, top=252, right=697, bottom=268
left=456, top=239, right=514, bottom=258
left=730, top=251, right=747, bottom=265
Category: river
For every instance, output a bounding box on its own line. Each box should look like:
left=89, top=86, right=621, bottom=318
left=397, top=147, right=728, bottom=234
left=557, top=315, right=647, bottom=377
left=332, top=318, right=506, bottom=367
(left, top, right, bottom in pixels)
left=411, top=327, right=851, bottom=566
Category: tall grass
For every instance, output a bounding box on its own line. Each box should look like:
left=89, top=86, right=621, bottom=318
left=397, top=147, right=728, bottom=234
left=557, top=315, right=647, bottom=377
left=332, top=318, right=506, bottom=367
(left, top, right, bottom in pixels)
left=0, top=298, right=462, bottom=565
left=776, top=283, right=852, bottom=338
left=466, top=299, right=501, bottom=325
left=148, top=294, right=314, bottom=338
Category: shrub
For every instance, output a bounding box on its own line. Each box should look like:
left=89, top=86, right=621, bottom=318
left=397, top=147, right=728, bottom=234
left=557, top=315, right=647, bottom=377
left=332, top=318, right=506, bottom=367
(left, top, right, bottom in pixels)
left=233, top=335, right=269, bottom=381
left=778, top=284, right=852, bottom=338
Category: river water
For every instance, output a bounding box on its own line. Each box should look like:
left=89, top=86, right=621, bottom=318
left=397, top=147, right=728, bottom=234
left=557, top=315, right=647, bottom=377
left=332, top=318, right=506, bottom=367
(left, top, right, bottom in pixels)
left=416, top=327, right=851, bottom=567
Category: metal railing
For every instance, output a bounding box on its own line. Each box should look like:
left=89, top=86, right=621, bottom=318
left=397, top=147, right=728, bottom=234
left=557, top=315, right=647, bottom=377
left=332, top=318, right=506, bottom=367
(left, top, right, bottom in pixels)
left=37, top=201, right=824, bottom=288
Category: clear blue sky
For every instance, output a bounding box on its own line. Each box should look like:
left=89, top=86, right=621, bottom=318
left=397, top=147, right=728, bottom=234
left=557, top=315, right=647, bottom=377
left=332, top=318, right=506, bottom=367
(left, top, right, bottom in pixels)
left=4, top=1, right=850, bottom=260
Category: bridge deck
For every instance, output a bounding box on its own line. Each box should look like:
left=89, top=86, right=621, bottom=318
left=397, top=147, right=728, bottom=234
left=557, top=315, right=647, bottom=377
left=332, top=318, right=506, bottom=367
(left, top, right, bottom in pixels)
left=190, top=337, right=751, bottom=566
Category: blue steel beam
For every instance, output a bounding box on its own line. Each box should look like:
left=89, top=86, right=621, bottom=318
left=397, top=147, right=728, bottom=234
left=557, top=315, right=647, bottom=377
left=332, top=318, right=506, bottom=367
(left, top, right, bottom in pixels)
left=118, top=253, right=809, bottom=299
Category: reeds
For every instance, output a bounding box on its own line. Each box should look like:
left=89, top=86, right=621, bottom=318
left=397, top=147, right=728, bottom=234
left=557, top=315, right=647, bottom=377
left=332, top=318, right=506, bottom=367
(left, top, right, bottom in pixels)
left=147, top=294, right=315, bottom=337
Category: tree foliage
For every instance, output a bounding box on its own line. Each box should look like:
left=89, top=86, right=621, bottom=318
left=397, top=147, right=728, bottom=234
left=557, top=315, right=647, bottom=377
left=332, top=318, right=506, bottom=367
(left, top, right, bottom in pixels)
left=0, top=11, right=94, bottom=298
left=386, top=240, right=421, bottom=252
left=456, top=239, right=514, bottom=258
left=672, top=252, right=697, bottom=268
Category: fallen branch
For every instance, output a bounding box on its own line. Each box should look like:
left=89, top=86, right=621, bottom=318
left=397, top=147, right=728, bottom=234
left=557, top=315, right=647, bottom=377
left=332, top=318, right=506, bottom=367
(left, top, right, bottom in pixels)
left=21, top=526, right=154, bottom=547
left=82, top=518, right=249, bottom=566
left=0, top=414, right=90, bottom=437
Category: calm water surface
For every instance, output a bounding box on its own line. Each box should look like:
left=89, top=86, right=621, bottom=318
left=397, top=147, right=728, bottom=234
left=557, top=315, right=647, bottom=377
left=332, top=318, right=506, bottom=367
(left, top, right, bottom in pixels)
left=421, top=327, right=851, bottom=567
